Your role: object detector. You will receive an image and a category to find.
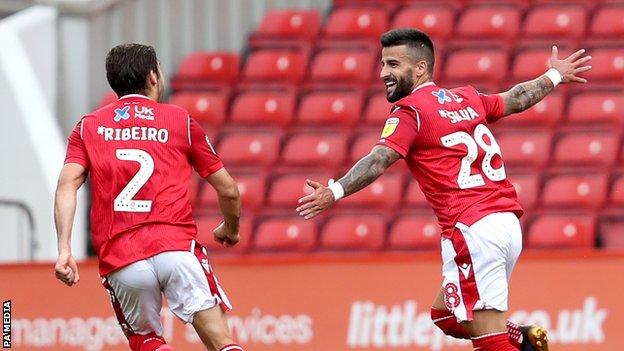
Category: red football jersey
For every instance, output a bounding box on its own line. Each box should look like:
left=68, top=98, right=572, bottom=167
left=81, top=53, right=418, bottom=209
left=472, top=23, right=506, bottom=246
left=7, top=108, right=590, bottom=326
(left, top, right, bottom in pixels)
left=64, top=95, right=223, bottom=275
left=376, top=82, right=523, bottom=237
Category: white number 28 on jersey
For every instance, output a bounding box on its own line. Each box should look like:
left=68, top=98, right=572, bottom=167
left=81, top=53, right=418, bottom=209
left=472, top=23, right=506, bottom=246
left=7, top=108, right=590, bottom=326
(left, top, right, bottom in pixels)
left=114, top=149, right=154, bottom=212
left=441, top=124, right=506, bottom=189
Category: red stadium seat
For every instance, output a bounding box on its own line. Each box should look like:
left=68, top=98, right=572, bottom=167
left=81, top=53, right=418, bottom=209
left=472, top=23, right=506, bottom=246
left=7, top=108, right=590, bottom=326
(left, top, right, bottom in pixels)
left=254, top=217, right=317, bottom=251
left=310, top=49, right=376, bottom=83
left=391, top=5, right=454, bottom=39
left=297, top=91, right=364, bottom=126
left=320, top=214, right=386, bottom=250
left=243, top=49, right=309, bottom=83
left=172, top=52, right=239, bottom=89
left=583, top=48, right=624, bottom=81
left=323, top=7, right=389, bottom=40
left=218, top=131, right=281, bottom=166
left=501, top=92, right=564, bottom=126
left=509, top=173, right=540, bottom=209
left=590, top=5, right=624, bottom=38
left=444, top=48, right=508, bottom=82
left=497, top=131, right=552, bottom=168
left=388, top=214, right=440, bottom=250
left=456, top=5, right=521, bottom=39
left=364, top=92, right=392, bottom=125
left=610, top=174, right=624, bottom=207
left=253, top=10, right=321, bottom=40
left=281, top=132, right=348, bottom=167
left=527, top=214, right=596, bottom=248
left=267, top=173, right=332, bottom=208
left=541, top=174, right=608, bottom=209
left=567, top=91, right=624, bottom=124
left=350, top=131, right=380, bottom=162
left=522, top=5, right=587, bottom=38
left=340, top=173, right=404, bottom=209
left=601, top=221, right=624, bottom=250
left=405, top=180, right=429, bottom=208
left=511, top=48, right=552, bottom=81
left=169, top=91, right=227, bottom=126
left=552, top=132, right=620, bottom=167
left=230, top=90, right=296, bottom=126
left=98, top=91, right=118, bottom=108
left=200, top=173, right=266, bottom=210
left=195, top=215, right=252, bottom=253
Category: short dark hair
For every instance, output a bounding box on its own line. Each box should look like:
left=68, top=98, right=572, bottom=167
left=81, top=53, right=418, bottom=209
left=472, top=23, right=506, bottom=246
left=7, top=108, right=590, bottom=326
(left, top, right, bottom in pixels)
left=380, top=28, right=435, bottom=75
left=105, top=43, right=159, bottom=97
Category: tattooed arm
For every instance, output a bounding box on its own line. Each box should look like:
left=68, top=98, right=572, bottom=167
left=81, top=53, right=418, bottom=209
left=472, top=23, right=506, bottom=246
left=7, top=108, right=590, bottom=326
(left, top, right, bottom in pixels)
left=296, top=145, right=401, bottom=219
left=499, top=46, right=592, bottom=117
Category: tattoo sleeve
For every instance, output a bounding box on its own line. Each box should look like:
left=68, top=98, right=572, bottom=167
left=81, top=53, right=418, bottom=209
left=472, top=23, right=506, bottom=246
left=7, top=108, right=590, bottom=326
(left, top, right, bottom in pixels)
left=337, top=145, right=401, bottom=197
left=500, top=75, right=554, bottom=116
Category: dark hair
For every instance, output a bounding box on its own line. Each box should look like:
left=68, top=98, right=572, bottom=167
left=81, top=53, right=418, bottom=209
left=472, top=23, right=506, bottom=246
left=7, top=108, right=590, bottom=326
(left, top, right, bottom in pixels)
left=380, top=28, right=435, bottom=75
left=105, top=43, right=159, bottom=97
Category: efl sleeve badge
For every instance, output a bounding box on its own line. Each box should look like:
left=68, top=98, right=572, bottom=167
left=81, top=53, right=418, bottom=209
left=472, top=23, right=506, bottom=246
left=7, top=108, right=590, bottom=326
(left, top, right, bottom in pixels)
left=381, top=117, right=400, bottom=138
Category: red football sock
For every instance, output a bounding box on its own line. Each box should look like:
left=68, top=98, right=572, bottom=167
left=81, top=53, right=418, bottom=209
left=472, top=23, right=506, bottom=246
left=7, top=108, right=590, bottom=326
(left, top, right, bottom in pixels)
left=219, top=344, right=243, bottom=351
left=431, top=308, right=470, bottom=339
left=128, top=333, right=168, bottom=351
left=472, top=332, right=517, bottom=351
left=506, top=321, right=522, bottom=349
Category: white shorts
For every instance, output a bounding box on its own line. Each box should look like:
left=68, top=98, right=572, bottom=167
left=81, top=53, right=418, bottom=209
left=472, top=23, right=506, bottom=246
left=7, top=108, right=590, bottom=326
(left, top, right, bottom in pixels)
left=441, top=212, right=522, bottom=322
left=102, top=241, right=232, bottom=337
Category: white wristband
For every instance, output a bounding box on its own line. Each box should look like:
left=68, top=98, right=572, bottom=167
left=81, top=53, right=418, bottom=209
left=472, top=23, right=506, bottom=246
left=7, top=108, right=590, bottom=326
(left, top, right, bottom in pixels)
left=328, top=179, right=345, bottom=201
left=544, top=68, right=562, bottom=87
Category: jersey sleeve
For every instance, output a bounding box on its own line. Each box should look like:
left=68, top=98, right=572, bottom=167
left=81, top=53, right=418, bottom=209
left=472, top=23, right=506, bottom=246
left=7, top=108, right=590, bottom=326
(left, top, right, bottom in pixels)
left=64, top=119, right=90, bottom=169
left=375, top=106, right=420, bottom=158
left=479, top=92, right=506, bottom=123
left=189, top=117, right=224, bottom=177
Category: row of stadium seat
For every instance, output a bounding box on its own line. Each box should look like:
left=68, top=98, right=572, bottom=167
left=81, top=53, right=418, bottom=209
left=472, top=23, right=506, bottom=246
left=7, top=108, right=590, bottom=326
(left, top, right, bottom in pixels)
left=194, top=212, right=622, bottom=252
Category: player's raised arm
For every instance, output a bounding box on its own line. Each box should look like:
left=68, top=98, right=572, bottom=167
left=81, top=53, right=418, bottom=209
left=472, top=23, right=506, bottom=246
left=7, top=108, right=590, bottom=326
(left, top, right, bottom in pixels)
left=54, top=163, right=87, bottom=287
left=499, top=46, right=592, bottom=116
left=205, top=168, right=241, bottom=246
left=296, top=145, right=401, bottom=220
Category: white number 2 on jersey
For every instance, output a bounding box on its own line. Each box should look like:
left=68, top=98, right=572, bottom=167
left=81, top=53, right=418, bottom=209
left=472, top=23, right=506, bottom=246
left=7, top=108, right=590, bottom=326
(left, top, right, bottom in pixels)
left=114, top=149, right=154, bottom=212
left=441, top=124, right=506, bottom=189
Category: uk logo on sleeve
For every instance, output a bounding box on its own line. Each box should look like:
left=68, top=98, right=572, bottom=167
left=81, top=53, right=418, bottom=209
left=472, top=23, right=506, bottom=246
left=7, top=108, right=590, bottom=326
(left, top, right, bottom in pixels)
left=381, top=117, right=400, bottom=138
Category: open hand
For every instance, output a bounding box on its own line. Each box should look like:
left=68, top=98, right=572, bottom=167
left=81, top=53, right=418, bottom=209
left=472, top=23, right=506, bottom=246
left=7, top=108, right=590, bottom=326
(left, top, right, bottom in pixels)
left=55, top=252, right=80, bottom=287
left=296, top=179, right=335, bottom=220
left=549, top=45, right=592, bottom=84
left=214, top=222, right=240, bottom=247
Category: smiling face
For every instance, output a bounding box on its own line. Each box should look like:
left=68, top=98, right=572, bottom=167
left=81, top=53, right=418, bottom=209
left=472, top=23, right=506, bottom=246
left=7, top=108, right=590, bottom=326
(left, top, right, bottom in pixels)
left=380, top=45, right=430, bottom=103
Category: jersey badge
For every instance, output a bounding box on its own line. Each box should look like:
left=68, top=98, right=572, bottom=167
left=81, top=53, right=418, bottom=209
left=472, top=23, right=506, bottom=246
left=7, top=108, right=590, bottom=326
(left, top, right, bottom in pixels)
left=432, top=89, right=452, bottom=104
left=113, top=106, right=131, bottom=122
left=381, top=117, right=400, bottom=138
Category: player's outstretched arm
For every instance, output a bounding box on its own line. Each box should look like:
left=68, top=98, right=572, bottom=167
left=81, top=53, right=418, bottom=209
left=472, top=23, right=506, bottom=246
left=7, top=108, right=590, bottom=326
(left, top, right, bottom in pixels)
left=499, top=46, right=592, bottom=116
left=54, top=163, right=87, bottom=287
left=206, top=168, right=241, bottom=247
left=296, top=145, right=401, bottom=220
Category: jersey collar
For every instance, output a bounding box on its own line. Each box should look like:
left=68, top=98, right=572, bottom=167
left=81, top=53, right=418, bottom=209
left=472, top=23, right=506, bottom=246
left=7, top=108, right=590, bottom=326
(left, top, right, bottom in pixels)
left=411, top=81, right=436, bottom=93
left=118, top=94, right=152, bottom=100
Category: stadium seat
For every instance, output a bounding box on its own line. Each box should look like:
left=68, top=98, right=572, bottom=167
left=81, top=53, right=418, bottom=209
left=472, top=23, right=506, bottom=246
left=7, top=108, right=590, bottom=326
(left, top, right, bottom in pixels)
left=541, top=174, right=608, bottom=209
left=172, top=52, right=239, bottom=89
left=511, top=47, right=553, bottom=81
left=281, top=132, right=348, bottom=167
left=501, top=92, right=564, bottom=126
left=320, top=214, right=386, bottom=250
left=552, top=132, right=620, bottom=167
left=527, top=214, right=596, bottom=248
left=243, top=49, right=309, bottom=83
left=522, top=5, right=587, bottom=38
left=364, top=92, right=393, bottom=125
left=350, top=131, right=380, bottom=162
left=297, top=90, right=364, bottom=126
left=267, top=173, right=332, bottom=208
left=456, top=5, right=521, bottom=39
left=444, top=48, right=508, bottom=82
left=388, top=214, right=440, bottom=250
left=340, top=173, right=404, bottom=208
left=590, top=5, right=624, bottom=38
left=509, top=173, right=540, bottom=209
left=583, top=48, right=624, bottom=81
left=609, top=174, right=624, bottom=207
left=230, top=90, right=296, bottom=126
left=169, top=91, right=227, bottom=126
left=323, top=7, right=389, bottom=40
left=496, top=131, right=552, bottom=168
left=253, top=10, right=321, bottom=40
left=310, top=49, right=376, bottom=84
left=98, top=91, right=118, bottom=108
left=217, top=131, right=281, bottom=166
left=195, top=215, right=252, bottom=253
left=391, top=5, right=454, bottom=39
left=405, top=180, right=429, bottom=208
left=200, top=173, right=266, bottom=210
left=600, top=220, right=624, bottom=250
left=567, top=91, right=624, bottom=124
left=254, top=217, right=317, bottom=251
